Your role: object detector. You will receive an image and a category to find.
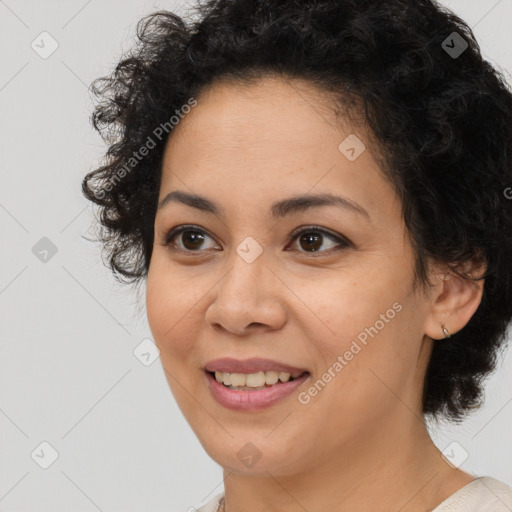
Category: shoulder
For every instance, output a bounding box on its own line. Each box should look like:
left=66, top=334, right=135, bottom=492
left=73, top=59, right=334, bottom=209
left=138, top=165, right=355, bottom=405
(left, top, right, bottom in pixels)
left=194, top=492, right=224, bottom=512
left=432, top=476, right=512, bottom=511
left=190, top=480, right=512, bottom=512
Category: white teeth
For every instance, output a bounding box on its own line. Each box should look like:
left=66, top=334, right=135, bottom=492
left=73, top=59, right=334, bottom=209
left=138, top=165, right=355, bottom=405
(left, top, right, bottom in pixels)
left=213, top=370, right=304, bottom=388
left=279, top=372, right=291, bottom=382
left=265, top=370, right=279, bottom=385
left=246, top=372, right=266, bottom=387
left=230, top=373, right=247, bottom=387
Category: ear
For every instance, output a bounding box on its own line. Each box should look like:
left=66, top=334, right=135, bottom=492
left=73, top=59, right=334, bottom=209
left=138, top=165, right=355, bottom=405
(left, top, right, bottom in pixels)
left=424, top=260, right=486, bottom=340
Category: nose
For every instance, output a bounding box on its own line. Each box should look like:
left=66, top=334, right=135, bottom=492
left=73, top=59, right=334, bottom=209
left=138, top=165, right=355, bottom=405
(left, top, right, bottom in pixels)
left=204, top=253, right=287, bottom=336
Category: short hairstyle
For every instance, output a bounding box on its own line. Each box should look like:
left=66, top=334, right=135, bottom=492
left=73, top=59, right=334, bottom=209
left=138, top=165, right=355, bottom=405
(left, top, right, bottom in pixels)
left=82, top=0, right=512, bottom=422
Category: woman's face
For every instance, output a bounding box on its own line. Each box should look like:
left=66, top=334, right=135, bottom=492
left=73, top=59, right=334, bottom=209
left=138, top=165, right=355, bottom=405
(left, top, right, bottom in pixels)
left=146, top=77, right=438, bottom=475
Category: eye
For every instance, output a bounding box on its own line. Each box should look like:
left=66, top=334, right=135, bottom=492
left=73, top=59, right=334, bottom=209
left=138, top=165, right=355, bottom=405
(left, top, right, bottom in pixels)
left=287, top=226, right=351, bottom=255
left=161, top=224, right=351, bottom=255
left=162, top=225, right=220, bottom=252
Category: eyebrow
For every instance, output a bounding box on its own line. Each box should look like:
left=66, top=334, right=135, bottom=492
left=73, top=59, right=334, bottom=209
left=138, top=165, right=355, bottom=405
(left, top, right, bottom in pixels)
left=157, top=190, right=371, bottom=222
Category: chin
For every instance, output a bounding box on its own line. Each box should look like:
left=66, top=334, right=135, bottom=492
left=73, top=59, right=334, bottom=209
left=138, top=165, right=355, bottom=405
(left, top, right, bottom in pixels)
left=195, top=432, right=309, bottom=477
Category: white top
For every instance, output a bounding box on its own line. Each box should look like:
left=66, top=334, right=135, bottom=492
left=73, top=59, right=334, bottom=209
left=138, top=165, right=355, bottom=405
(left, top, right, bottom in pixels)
left=195, top=476, right=512, bottom=512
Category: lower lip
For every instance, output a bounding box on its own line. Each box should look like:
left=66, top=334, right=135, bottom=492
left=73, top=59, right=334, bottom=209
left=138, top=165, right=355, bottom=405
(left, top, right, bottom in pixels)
left=204, top=371, right=310, bottom=411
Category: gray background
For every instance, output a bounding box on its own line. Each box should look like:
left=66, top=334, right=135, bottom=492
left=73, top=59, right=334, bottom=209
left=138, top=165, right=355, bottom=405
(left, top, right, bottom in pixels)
left=0, top=1, right=511, bottom=511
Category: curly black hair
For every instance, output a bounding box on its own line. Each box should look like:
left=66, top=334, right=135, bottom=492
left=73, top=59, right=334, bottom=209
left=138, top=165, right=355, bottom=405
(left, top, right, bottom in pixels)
left=82, top=0, right=512, bottom=422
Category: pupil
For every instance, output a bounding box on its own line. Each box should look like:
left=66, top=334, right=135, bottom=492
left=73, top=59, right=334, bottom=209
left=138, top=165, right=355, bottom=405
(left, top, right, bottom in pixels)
left=183, top=231, right=204, bottom=249
left=300, top=232, right=322, bottom=252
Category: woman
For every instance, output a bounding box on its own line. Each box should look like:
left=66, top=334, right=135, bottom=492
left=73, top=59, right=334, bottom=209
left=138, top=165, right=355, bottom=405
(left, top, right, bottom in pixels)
left=82, top=0, right=512, bottom=510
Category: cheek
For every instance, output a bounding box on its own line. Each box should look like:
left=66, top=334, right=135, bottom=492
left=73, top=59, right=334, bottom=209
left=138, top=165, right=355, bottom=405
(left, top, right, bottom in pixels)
left=146, top=266, right=201, bottom=405
left=295, top=268, right=420, bottom=399
left=146, top=259, right=188, bottom=353
left=145, top=256, right=211, bottom=368
left=295, top=267, right=405, bottom=345
left=145, top=267, right=170, bottom=342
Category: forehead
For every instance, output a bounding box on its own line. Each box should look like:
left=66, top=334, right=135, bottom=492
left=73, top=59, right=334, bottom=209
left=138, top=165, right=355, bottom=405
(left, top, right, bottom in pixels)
left=159, top=77, right=392, bottom=218
left=172, top=76, right=348, bottom=148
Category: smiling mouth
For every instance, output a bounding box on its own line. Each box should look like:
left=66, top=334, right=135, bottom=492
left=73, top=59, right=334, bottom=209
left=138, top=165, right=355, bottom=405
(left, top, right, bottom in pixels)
left=206, top=370, right=309, bottom=391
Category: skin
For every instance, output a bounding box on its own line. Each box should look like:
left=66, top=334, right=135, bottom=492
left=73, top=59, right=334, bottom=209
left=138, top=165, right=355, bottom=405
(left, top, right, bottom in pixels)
left=146, top=76, right=484, bottom=512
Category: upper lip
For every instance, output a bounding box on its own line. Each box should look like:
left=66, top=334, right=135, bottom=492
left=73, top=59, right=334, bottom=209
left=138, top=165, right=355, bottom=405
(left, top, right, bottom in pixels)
left=204, top=358, right=309, bottom=375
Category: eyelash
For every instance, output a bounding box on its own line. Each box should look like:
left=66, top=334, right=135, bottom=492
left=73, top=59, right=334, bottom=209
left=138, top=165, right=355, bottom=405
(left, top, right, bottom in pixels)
left=161, top=224, right=352, bottom=256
